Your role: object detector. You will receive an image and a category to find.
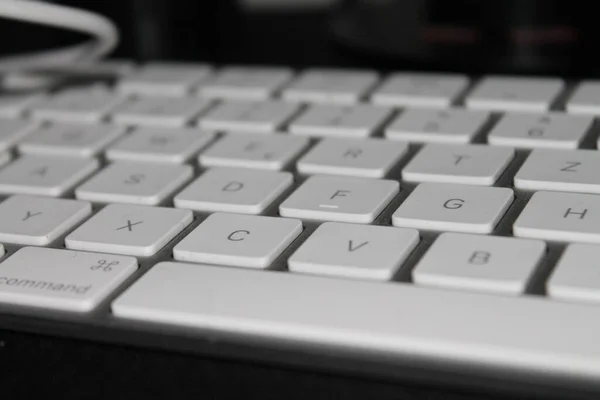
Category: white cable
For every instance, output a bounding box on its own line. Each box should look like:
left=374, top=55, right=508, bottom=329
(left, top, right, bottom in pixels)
left=0, top=0, right=119, bottom=74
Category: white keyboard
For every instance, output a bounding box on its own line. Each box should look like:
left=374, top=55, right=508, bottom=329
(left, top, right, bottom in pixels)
left=4, top=61, right=600, bottom=391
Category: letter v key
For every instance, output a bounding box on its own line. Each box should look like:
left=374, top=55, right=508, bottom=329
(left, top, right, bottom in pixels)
left=348, top=240, right=369, bottom=252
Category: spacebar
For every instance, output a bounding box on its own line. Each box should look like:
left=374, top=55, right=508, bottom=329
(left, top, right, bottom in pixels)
left=112, top=262, right=600, bottom=380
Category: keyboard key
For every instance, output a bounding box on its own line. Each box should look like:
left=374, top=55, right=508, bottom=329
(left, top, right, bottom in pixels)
left=370, top=73, right=469, bottom=108
left=197, top=66, right=293, bottom=100
left=0, top=195, right=91, bottom=245
left=547, top=243, right=600, bottom=303
left=487, top=112, right=593, bottom=149
left=111, top=96, right=214, bottom=128
left=402, top=143, right=514, bottom=185
left=514, top=191, right=600, bottom=243
left=174, top=167, right=292, bottom=214
left=0, top=155, right=98, bottom=197
left=199, top=133, right=309, bottom=170
left=18, top=122, right=125, bottom=158
left=106, top=127, right=215, bottom=164
left=0, top=118, right=39, bottom=152
left=117, top=62, right=212, bottom=96
left=514, top=149, right=600, bottom=194
left=565, top=81, right=600, bottom=115
left=385, top=108, right=490, bottom=144
left=65, top=204, right=192, bottom=256
left=113, top=261, right=600, bottom=380
left=288, top=104, right=393, bottom=138
left=196, top=100, right=300, bottom=133
left=282, top=69, right=379, bottom=104
left=75, top=162, right=193, bottom=206
left=279, top=175, right=399, bottom=223
left=0, top=247, right=137, bottom=312
left=297, top=138, right=408, bottom=178
left=413, top=233, right=545, bottom=295
left=29, top=91, right=125, bottom=124
left=392, top=183, right=514, bottom=233
left=288, top=222, right=419, bottom=281
left=173, top=212, right=302, bottom=268
left=465, top=76, right=564, bottom=112
left=0, top=93, right=42, bottom=118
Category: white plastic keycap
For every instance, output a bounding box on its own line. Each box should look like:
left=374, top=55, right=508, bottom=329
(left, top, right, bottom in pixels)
left=111, top=96, right=214, bottom=128
left=65, top=204, right=193, bottom=256
left=402, top=143, right=514, bottom=185
left=75, top=162, right=193, bottom=205
left=514, top=149, right=600, bottom=194
left=288, top=104, right=393, bottom=138
left=174, top=167, right=293, bottom=214
left=173, top=212, right=302, bottom=268
left=117, top=62, right=212, bottom=96
left=0, top=195, right=91, bottom=245
left=289, top=222, right=419, bottom=281
left=385, top=108, right=490, bottom=144
left=29, top=90, right=126, bottom=123
left=297, top=138, right=408, bottom=178
left=18, top=122, right=125, bottom=158
left=487, top=112, right=593, bottom=149
left=0, top=155, right=98, bottom=197
left=392, top=183, right=514, bottom=233
left=198, top=66, right=293, bottom=100
left=370, top=73, right=468, bottom=108
left=0, top=247, right=137, bottom=312
left=199, top=133, right=309, bottom=170
left=197, top=100, right=300, bottom=134
left=413, top=233, right=546, bottom=295
left=279, top=175, right=399, bottom=223
left=466, top=76, right=564, bottom=112
left=548, top=243, right=600, bottom=303
left=282, top=69, right=378, bottom=104
left=106, top=127, right=215, bottom=164
left=112, top=261, right=600, bottom=380
left=514, top=191, right=600, bottom=243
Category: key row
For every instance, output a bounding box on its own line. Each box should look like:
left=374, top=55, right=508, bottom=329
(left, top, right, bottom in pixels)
left=18, top=61, right=600, bottom=114
left=0, top=213, right=598, bottom=313
left=0, top=178, right=600, bottom=257
left=1, top=141, right=600, bottom=207
left=2, top=97, right=597, bottom=151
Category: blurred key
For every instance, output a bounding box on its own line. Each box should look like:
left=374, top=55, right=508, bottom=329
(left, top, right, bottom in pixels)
left=174, top=167, right=293, bottom=214
left=117, top=62, right=212, bottom=96
left=111, top=96, right=214, bottom=128
left=385, top=108, right=490, bottom=144
left=487, top=112, right=593, bottom=149
left=106, top=127, right=215, bottom=164
left=466, top=76, right=564, bottom=112
left=402, top=143, right=514, bottom=185
left=19, top=122, right=125, bottom=158
left=0, top=195, right=91, bottom=245
left=199, top=133, right=309, bottom=170
left=288, top=104, right=393, bottom=138
left=566, top=81, right=600, bottom=115
left=413, top=233, right=545, bottom=295
left=75, top=162, right=193, bottom=205
left=297, top=137, right=408, bottom=178
left=198, top=66, right=293, bottom=100
left=197, top=100, right=300, bottom=133
left=173, top=212, right=302, bottom=268
left=279, top=175, right=399, bottom=223
left=370, top=73, right=468, bottom=108
left=29, top=90, right=126, bottom=124
left=0, top=155, right=98, bottom=197
left=514, top=149, right=600, bottom=194
left=0, top=118, right=39, bottom=152
left=65, top=204, right=193, bottom=256
left=282, top=69, right=379, bottom=104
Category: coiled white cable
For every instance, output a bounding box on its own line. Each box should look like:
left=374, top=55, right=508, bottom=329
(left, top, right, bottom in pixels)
left=0, top=0, right=119, bottom=77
